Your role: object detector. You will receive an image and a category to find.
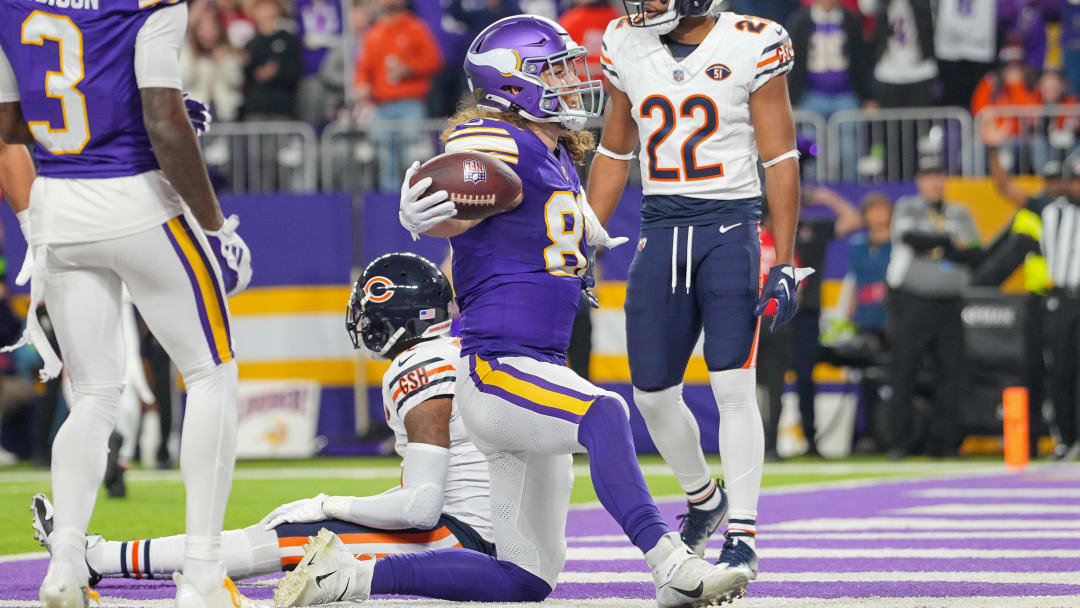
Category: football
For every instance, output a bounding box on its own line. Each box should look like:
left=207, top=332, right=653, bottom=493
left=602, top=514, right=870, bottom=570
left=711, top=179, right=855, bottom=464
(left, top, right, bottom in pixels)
left=409, top=151, right=523, bottom=220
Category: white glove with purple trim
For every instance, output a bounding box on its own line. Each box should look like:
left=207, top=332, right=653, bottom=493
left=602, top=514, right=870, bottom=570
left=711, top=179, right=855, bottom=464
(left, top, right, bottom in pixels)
left=205, top=214, right=252, bottom=297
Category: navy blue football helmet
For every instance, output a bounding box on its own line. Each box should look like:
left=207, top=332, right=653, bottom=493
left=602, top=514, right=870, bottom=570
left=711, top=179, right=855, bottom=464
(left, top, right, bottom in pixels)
left=622, top=0, right=715, bottom=33
left=346, top=253, right=453, bottom=357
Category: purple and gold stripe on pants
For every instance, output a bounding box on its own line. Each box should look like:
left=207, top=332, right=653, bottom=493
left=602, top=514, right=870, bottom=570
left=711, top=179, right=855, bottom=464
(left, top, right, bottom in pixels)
left=469, top=355, right=597, bottom=423
left=163, top=216, right=233, bottom=365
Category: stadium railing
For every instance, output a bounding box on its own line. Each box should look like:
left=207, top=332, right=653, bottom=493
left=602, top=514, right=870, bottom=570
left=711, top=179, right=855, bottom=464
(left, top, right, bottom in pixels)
left=971, top=104, right=1080, bottom=176
left=826, top=107, right=974, bottom=183
left=200, top=121, right=319, bottom=193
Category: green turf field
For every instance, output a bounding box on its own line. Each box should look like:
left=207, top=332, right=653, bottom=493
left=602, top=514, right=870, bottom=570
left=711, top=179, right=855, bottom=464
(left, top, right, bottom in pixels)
left=0, top=455, right=1001, bottom=556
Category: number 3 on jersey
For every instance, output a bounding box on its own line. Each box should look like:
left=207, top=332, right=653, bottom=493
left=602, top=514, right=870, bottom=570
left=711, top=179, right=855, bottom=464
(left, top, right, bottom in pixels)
left=543, top=191, right=587, bottom=277
left=21, top=11, right=91, bottom=155
left=640, top=95, right=724, bottom=183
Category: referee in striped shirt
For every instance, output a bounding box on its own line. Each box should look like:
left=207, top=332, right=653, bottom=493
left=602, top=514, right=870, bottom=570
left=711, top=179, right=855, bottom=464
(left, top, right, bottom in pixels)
left=1042, top=159, right=1080, bottom=461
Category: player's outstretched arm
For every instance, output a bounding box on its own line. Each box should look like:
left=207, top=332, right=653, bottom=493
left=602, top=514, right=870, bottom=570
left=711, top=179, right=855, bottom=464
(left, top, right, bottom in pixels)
left=586, top=85, right=637, bottom=225
left=142, top=87, right=225, bottom=231
left=751, top=74, right=800, bottom=266
left=261, top=397, right=453, bottom=531
left=0, top=137, right=33, bottom=213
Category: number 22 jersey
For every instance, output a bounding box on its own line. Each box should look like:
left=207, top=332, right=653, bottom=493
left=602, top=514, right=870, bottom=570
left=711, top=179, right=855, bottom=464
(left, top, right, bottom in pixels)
left=601, top=12, right=794, bottom=227
left=443, top=117, right=588, bottom=365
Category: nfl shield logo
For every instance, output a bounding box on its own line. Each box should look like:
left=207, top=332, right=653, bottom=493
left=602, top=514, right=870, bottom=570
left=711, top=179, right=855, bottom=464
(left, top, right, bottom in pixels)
left=673, top=68, right=684, bottom=82
left=462, top=158, right=486, bottom=184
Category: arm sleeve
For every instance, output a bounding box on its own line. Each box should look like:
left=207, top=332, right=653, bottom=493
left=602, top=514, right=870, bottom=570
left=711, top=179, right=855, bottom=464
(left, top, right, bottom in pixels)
left=134, top=4, right=187, bottom=90
left=0, top=46, right=19, bottom=102
left=322, top=443, right=450, bottom=530
left=751, top=23, right=795, bottom=93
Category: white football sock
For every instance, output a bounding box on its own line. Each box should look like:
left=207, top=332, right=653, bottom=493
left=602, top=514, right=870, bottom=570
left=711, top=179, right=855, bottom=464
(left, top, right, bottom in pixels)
left=709, top=368, right=763, bottom=528
left=179, top=360, right=239, bottom=593
left=633, top=385, right=713, bottom=496
left=50, top=384, right=123, bottom=540
left=91, top=525, right=280, bottom=581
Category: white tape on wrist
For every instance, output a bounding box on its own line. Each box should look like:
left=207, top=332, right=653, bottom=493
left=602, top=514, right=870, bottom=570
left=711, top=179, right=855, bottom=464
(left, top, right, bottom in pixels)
left=762, top=149, right=800, bottom=168
left=597, top=145, right=635, bottom=161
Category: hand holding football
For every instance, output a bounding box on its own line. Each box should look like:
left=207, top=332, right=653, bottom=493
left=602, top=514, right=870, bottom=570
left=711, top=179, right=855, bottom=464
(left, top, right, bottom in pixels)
left=408, top=151, right=524, bottom=220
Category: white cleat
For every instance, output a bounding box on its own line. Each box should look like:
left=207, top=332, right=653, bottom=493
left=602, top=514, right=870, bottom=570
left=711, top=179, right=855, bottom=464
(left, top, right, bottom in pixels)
left=174, top=564, right=266, bottom=607
left=648, top=532, right=749, bottom=608
left=273, top=528, right=374, bottom=607
left=39, top=556, right=95, bottom=608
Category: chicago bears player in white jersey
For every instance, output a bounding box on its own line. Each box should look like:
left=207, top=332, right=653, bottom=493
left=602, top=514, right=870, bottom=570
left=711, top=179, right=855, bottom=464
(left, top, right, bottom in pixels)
left=274, top=15, right=752, bottom=608
left=586, top=0, right=814, bottom=583
left=0, top=1, right=253, bottom=606
left=31, top=254, right=496, bottom=592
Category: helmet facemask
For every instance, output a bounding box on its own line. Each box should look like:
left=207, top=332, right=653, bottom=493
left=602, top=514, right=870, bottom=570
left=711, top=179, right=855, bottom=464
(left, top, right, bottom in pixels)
left=622, top=0, right=681, bottom=35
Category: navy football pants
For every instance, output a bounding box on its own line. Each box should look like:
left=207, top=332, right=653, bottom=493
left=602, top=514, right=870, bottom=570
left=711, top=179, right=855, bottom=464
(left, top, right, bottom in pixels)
left=626, top=221, right=761, bottom=391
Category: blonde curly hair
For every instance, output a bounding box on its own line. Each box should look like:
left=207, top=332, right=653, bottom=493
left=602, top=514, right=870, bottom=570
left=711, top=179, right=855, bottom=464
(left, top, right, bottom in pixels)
left=441, top=106, right=596, bottom=166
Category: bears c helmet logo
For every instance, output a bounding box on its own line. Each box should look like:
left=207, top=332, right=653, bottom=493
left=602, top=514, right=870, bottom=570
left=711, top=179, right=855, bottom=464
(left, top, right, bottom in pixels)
left=364, top=276, right=395, bottom=303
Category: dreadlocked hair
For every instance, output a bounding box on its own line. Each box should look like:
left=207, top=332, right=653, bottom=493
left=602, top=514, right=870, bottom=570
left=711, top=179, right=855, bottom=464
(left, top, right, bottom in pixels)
left=441, top=106, right=596, bottom=165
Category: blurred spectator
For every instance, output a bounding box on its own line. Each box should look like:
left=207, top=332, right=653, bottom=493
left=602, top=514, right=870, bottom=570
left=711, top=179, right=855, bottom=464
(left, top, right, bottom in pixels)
left=181, top=9, right=244, bottom=121
left=998, top=0, right=1050, bottom=73
left=847, top=192, right=893, bottom=337
left=296, top=0, right=343, bottom=76
left=1062, top=0, right=1080, bottom=95
left=862, top=0, right=938, bottom=108
left=559, top=0, right=618, bottom=82
left=885, top=158, right=981, bottom=459
left=215, top=0, right=257, bottom=49
left=971, top=41, right=1040, bottom=170
left=315, top=0, right=374, bottom=122
left=1031, top=70, right=1080, bottom=170
left=787, top=0, right=872, bottom=117
left=242, top=0, right=303, bottom=120
left=440, top=0, right=520, bottom=116
left=449, top=0, right=521, bottom=43
left=356, top=0, right=443, bottom=191
left=792, top=187, right=862, bottom=457
left=935, top=0, right=998, bottom=109
left=799, top=0, right=875, bottom=35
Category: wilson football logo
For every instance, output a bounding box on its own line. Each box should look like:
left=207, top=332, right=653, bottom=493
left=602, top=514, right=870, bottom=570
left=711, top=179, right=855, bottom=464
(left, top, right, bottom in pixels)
left=705, top=64, right=732, bottom=81
left=462, top=158, right=487, bottom=184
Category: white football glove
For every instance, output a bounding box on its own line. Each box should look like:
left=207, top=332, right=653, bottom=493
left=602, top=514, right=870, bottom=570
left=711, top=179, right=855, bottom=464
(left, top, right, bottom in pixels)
left=399, top=161, right=456, bottom=240
left=204, top=214, right=252, bottom=297
left=14, top=210, right=32, bottom=286
left=579, top=193, right=627, bottom=250
left=259, top=493, right=329, bottom=530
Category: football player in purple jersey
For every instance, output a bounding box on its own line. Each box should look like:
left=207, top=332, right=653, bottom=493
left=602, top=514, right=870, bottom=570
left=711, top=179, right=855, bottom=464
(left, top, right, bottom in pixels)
left=0, top=0, right=253, bottom=605
left=273, top=15, right=751, bottom=608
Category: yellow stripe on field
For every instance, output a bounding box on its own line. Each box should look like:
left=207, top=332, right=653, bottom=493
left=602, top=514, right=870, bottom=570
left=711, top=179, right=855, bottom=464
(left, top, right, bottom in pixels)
left=229, top=285, right=351, bottom=316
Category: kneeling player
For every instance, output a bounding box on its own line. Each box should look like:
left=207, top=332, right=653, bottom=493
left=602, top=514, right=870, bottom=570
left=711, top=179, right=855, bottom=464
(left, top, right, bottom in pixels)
left=31, top=253, right=494, bottom=585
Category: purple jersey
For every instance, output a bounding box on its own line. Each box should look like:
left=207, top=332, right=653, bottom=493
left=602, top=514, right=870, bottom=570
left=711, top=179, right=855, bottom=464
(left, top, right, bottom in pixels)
left=443, top=118, right=587, bottom=365
left=0, top=0, right=179, bottom=178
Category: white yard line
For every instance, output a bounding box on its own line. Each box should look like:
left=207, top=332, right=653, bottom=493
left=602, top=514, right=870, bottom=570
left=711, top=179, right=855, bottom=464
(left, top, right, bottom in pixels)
left=564, top=546, right=1080, bottom=560
left=914, top=488, right=1080, bottom=499
left=553, top=571, right=1080, bottom=584
left=893, top=503, right=1080, bottom=515
left=767, top=517, right=1080, bottom=531
left=569, top=530, right=1080, bottom=542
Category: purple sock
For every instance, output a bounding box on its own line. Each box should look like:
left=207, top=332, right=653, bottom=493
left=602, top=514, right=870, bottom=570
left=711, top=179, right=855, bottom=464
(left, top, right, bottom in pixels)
left=577, top=396, right=670, bottom=554
left=371, top=548, right=551, bottom=602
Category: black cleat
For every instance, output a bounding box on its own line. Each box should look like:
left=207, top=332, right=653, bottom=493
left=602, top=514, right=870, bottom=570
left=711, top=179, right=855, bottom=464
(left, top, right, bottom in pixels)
left=103, top=431, right=126, bottom=498
left=31, top=493, right=103, bottom=587
left=677, top=481, right=729, bottom=557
